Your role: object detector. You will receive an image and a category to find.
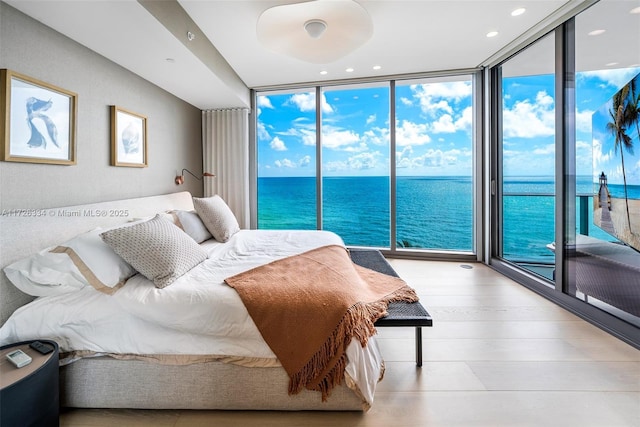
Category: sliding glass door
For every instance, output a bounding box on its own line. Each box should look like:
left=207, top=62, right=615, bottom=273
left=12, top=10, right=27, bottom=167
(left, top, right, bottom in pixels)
left=497, top=32, right=556, bottom=282
left=491, top=0, right=640, bottom=346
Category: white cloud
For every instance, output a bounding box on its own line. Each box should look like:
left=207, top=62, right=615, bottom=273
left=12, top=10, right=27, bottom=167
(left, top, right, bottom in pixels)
left=455, top=106, right=473, bottom=131
left=257, top=121, right=270, bottom=140
left=347, top=151, right=381, bottom=170
left=257, top=96, right=274, bottom=109
left=343, top=142, right=369, bottom=153
left=396, top=120, right=431, bottom=147
left=576, top=109, right=594, bottom=135
left=299, top=155, right=311, bottom=167
left=411, top=81, right=472, bottom=117
left=288, top=92, right=334, bottom=114
left=366, top=114, right=376, bottom=125
left=273, top=156, right=311, bottom=169
left=532, top=144, right=555, bottom=155
left=396, top=146, right=469, bottom=169
left=400, top=97, right=413, bottom=106
left=300, top=128, right=316, bottom=146
left=579, top=68, right=640, bottom=90
left=270, top=136, right=287, bottom=151
left=274, top=159, right=295, bottom=168
left=322, top=127, right=360, bottom=150
left=431, top=114, right=456, bottom=133
left=503, top=90, right=555, bottom=138
left=324, top=161, right=347, bottom=172
left=362, top=127, right=389, bottom=146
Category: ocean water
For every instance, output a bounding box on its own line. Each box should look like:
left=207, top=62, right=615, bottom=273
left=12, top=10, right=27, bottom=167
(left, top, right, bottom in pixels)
left=257, top=176, right=639, bottom=262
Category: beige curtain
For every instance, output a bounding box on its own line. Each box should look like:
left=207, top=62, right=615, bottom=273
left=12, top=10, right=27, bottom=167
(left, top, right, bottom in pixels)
left=202, top=108, right=250, bottom=229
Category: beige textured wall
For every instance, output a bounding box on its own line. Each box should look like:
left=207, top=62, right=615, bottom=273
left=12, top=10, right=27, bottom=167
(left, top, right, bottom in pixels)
left=0, top=3, right=204, bottom=210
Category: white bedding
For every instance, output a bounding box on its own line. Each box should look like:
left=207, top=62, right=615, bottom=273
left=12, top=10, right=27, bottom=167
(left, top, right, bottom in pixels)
left=0, top=229, right=383, bottom=405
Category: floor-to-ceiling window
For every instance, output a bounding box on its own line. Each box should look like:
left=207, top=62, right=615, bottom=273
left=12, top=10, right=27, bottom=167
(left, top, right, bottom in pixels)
left=255, top=73, right=479, bottom=257
left=395, top=76, right=474, bottom=252
left=321, top=83, right=390, bottom=247
left=256, top=89, right=317, bottom=229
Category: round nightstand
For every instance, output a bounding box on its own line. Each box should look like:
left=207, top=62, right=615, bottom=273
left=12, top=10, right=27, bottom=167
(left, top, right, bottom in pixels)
left=1, top=340, right=59, bottom=427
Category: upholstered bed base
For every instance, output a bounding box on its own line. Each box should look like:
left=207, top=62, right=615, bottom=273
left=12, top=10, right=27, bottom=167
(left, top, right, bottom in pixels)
left=60, top=357, right=362, bottom=410
left=0, top=192, right=364, bottom=410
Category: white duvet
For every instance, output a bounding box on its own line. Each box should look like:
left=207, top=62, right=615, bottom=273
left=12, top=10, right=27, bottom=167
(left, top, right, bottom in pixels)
left=0, top=230, right=383, bottom=404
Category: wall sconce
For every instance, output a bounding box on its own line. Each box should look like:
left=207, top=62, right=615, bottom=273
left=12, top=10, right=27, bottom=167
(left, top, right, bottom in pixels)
left=175, top=168, right=215, bottom=185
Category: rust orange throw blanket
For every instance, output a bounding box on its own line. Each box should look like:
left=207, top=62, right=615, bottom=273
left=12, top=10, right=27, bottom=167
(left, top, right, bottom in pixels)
left=224, top=245, right=418, bottom=400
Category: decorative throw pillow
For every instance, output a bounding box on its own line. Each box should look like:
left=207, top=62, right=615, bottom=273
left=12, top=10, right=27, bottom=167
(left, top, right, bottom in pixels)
left=100, top=215, right=208, bottom=288
left=192, top=196, right=240, bottom=243
left=168, top=210, right=213, bottom=243
left=4, top=227, right=136, bottom=297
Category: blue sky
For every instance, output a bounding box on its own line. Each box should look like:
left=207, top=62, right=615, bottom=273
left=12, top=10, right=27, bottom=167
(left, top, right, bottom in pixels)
left=257, top=67, right=640, bottom=183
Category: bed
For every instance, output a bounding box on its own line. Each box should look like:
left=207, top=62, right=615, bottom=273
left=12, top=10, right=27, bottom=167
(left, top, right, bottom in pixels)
left=0, top=191, right=414, bottom=411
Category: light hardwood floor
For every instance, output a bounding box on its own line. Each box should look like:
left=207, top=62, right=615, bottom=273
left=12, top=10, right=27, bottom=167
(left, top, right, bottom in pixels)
left=60, top=259, right=640, bottom=427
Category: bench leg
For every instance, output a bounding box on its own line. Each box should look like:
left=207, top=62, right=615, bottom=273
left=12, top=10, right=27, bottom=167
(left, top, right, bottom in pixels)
left=415, top=327, right=422, bottom=367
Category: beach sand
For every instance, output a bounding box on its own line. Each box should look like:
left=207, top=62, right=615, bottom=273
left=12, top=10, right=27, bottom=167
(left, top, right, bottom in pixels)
left=594, top=197, right=640, bottom=251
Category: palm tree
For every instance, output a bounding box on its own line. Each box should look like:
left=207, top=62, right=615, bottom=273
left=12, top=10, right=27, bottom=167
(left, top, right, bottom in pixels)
left=605, top=80, right=636, bottom=232
left=625, top=77, right=640, bottom=142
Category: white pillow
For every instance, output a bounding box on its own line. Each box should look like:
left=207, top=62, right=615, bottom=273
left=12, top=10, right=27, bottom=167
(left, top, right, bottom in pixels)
left=4, top=228, right=137, bottom=297
left=100, top=215, right=208, bottom=289
left=168, top=210, right=212, bottom=243
left=192, top=196, right=240, bottom=243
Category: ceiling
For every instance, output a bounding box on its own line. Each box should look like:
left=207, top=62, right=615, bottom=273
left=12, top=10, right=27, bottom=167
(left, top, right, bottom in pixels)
left=4, top=0, right=607, bottom=110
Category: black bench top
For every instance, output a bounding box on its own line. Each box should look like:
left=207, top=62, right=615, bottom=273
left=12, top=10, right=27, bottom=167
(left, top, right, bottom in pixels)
left=349, top=249, right=433, bottom=327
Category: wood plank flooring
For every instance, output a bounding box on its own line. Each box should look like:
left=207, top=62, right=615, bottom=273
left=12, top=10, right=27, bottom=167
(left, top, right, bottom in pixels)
left=60, top=259, right=640, bottom=427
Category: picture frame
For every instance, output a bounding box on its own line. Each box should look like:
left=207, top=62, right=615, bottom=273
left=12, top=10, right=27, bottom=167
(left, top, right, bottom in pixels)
left=110, top=105, right=148, bottom=167
left=0, top=69, right=77, bottom=165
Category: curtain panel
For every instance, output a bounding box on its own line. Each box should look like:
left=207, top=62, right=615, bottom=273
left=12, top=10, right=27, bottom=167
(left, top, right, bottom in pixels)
left=202, top=108, right=250, bottom=229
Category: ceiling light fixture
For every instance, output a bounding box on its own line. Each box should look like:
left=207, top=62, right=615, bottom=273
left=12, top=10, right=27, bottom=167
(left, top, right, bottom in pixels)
left=373, top=65, right=381, bottom=70
left=346, top=67, right=354, bottom=72
left=631, top=7, right=640, bottom=14
left=486, top=31, right=499, bottom=38
left=304, top=19, right=327, bottom=38
left=511, top=8, right=526, bottom=16
left=588, top=29, right=606, bottom=36
left=256, top=0, right=373, bottom=64
left=320, top=70, right=328, bottom=75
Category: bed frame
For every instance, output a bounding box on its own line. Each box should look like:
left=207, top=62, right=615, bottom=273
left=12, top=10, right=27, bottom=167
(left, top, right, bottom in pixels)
left=0, top=191, right=364, bottom=410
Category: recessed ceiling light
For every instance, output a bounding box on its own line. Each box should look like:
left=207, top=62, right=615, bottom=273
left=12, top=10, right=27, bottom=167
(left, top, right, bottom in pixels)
left=320, top=70, right=328, bottom=75
left=511, top=8, right=526, bottom=16
left=606, top=62, right=619, bottom=66
left=165, top=58, right=175, bottom=63
left=373, top=65, right=381, bottom=70
left=631, top=6, right=640, bottom=14
left=588, top=29, right=606, bottom=36
left=346, top=67, right=354, bottom=72
left=486, top=31, right=499, bottom=38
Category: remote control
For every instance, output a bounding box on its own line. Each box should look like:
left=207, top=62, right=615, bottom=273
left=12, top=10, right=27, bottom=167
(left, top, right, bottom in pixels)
left=29, top=341, right=54, bottom=355
left=6, top=349, right=32, bottom=368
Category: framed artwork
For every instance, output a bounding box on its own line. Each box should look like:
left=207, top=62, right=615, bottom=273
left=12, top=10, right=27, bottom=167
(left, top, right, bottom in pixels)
left=110, top=105, right=147, bottom=167
left=0, top=69, right=77, bottom=165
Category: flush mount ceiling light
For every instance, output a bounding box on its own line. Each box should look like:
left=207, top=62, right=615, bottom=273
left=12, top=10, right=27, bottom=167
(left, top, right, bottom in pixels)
left=256, top=0, right=373, bottom=64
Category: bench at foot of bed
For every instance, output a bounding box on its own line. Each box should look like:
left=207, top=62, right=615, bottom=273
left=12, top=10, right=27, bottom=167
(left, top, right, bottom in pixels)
left=349, top=249, right=433, bottom=367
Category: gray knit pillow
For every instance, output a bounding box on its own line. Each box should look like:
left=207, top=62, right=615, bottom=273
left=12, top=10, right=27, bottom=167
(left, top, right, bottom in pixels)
left=100, top=215, right=208, bottom=288
left=193, top=196, right=240, bottom=243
